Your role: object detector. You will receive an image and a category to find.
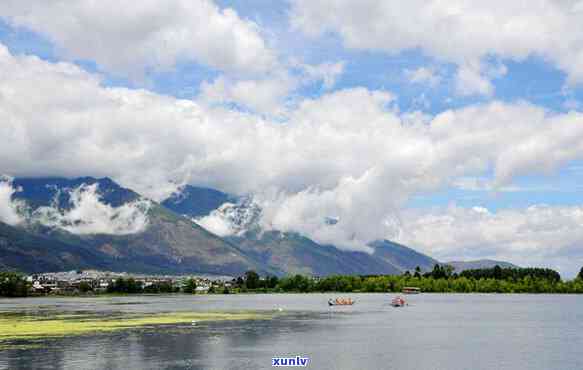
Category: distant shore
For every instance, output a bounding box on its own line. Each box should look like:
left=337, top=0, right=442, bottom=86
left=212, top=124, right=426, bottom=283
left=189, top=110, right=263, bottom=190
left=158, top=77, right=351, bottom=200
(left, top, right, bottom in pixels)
left=3, top=265, right=583, bottom=298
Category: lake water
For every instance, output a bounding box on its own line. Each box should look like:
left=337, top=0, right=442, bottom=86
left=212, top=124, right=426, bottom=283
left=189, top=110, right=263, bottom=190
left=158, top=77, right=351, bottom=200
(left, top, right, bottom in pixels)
left=1, top=293, right=583, bottom=370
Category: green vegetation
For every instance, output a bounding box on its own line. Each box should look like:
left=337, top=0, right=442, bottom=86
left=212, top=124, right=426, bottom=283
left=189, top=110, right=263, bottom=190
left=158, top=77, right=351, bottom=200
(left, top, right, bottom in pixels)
left=105, top=277, right=179, bottom=294
left=459, top=265, right=561, bottom=282
left=0, top=311, right=269, bottom=343
left=0, top=272, right=30, bottom=297
left=182, top=278, right=197, bottom=294
left=231, top=265, right=583, bottom=294
left=106, top=277, right=145, bottom=294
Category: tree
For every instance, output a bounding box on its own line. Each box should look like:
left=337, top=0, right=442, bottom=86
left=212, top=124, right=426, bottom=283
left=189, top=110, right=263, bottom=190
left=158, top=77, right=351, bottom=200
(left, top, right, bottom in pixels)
left=183, top=278, right=197, bottom=294
left=79, top=281, right=92, bottom=293
left=235, top=277, right=244, bottom=287
left=107, top=277, right=143, bottom=294
left=578, top=267, right=583, bottom=281
left=265, top=275, right=279, bottom=289
left=414, top=266, right=421, bottom=278
left=0, top=272, right=29, bottom=297
left=493, top=265, right=503, bottom=279
left=244, top=270, right=260, bottom=290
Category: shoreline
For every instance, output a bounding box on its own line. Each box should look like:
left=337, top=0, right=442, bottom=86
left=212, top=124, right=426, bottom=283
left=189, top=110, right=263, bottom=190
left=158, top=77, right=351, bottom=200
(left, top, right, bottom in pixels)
left=2, top=290, right=583, bottom=300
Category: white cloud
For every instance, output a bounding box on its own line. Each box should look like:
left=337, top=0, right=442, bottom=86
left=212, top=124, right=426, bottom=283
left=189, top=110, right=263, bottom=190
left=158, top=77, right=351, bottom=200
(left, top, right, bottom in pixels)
left=405, top=66, right=441, bottom=87
left=0, top=0, right=276, bottom=77
left=31, top=184, right=150, bottom=235
left=300, top=61, right=345, bottom=90
left=0, top=176, right=25, bottom=226
left=199, top=61, right=345, bottom=115
left=452, top=177, right=559, bottom=193
left=454, top=61, right=508, bottom=96
left=398, top=205, right=583, bottom=278
left=290, top=0, right=583, bottom=86
left=2, top=43, right=583, bottom=257
left=199, top=73, right=297, bottom=116
left=455, top=63, right=494, bottom=96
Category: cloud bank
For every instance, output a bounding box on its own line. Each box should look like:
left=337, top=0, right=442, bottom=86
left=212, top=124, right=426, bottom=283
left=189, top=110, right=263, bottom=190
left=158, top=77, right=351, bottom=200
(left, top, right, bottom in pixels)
left=1, top=41, right=583, bottom=271
left=290, top=0, right=583, bottom=93
left=0, top=177, right=25, bottom=226
left=398, top=205, right=583, bottom=277
left=0, top=0, right=276, bottom=78
left=31, top=184, right=151, bottom=235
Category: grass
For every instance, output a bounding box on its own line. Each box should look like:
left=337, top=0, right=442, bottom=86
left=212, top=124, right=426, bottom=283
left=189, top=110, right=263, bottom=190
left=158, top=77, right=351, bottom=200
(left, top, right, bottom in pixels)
left=0, top=310, right=269, bottom=344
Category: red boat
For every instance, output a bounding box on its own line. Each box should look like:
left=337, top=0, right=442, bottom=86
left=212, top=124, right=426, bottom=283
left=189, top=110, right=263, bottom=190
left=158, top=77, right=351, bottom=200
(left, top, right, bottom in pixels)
left=391, top=296, right=407, bottom=307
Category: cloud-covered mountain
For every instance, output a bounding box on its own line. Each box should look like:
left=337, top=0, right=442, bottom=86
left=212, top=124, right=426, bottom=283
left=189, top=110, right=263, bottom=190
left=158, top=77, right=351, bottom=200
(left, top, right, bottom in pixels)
left=0, top=176, right=448, bottom=276
left=0, top=177, right=268, bottom=275
left=12, top=177, right=150, bottom=235
left=1, top=1, right=583, bottom=277
left=162, top=185, right=235, bottom=219
left=166, top=185, right=438, bottom=275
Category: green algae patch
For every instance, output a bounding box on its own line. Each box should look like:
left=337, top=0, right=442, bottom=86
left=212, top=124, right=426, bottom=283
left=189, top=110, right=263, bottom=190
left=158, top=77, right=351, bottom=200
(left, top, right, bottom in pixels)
left=0, top=311, right=269, bottom=343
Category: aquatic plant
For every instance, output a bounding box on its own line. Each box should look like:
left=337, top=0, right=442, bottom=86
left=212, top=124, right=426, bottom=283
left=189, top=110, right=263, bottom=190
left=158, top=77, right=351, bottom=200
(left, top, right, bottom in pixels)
left=0, top=311, right=269, bottom=343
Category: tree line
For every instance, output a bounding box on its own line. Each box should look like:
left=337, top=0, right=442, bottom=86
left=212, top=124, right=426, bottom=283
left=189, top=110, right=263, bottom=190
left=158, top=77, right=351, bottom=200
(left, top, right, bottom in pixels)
left=3, top=266, right=583, bottom=297
left=232, top=265, right=583, bottom=294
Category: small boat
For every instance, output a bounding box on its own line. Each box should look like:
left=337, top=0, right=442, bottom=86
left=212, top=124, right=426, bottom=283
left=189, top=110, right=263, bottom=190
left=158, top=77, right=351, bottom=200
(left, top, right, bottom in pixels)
left=391, top=296, right=407, bottom=307
left=402, top=287, right=421, bottom=294
left=328, top=298, right=355, bottom=306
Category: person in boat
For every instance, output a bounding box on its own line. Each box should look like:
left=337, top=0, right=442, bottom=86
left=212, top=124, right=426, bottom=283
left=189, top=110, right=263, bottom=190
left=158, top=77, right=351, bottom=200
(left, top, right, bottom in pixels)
left=391, top=296, right=406, bottom=306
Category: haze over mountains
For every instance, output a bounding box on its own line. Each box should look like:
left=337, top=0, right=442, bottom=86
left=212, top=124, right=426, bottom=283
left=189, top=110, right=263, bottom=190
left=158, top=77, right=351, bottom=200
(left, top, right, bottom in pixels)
left=0, top=176, right=512, bottom=276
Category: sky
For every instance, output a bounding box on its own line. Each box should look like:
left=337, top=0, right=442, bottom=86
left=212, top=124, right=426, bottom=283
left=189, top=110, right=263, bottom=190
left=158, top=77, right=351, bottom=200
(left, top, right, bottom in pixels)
left=0, top=0, right=583, bottom=276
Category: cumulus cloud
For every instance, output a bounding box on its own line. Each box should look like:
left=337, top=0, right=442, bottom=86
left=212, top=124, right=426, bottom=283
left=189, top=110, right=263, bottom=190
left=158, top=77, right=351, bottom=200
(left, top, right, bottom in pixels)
left=290, top=0, right=583, bottom=86
left=31, top=184, right=151, bottom=235
left=199, top=73, right=297, bottom=116
left=2, top=43, right=583, bottom=257
left=405, top=66, right=441, bottom=87
left=0, top=176, right=25, bottom=226
left=199, top=61, right=345, bottom=115
left=300, top=61, right=345, bottom=90
left=455, top=61, right=508, bottom=96
left=455, top=64, right=494, bottom=96
left=397, top=205, right=583, bottom=277
left=0, top=0, right=276, bottom=77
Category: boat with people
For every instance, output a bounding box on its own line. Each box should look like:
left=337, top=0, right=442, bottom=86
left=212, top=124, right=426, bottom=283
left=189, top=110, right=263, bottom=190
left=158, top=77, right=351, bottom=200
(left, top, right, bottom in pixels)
left=328, top=297, right=355, bottom=306
left=391, top=296, right=407, bottom=307
left=402, top=286, right=421, bottom=294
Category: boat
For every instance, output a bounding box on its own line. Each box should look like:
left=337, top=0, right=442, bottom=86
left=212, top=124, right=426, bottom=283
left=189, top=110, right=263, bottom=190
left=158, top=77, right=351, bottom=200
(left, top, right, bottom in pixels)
left=391, top=296, right=407, bottom=307
left=328, top=297, right=355, bottom=306
left=402, top=287, right=421, bottom=294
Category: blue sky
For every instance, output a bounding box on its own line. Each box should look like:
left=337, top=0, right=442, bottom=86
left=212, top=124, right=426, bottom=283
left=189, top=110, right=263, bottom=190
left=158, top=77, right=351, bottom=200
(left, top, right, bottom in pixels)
left=1, top=4, right=580, bottom=211
left=1, top=1, right=582, bottom=275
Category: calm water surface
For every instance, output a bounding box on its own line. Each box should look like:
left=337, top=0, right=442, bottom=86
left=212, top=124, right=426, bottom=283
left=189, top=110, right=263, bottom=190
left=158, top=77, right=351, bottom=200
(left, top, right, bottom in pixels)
left=1, top=293, right=582, bottom=370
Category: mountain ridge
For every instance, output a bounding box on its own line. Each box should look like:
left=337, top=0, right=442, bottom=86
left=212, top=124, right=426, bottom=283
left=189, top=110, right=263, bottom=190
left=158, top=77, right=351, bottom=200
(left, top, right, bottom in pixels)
left=1, top=176, right=516, bottom=277
left=2, top=177, right=271, bottom=275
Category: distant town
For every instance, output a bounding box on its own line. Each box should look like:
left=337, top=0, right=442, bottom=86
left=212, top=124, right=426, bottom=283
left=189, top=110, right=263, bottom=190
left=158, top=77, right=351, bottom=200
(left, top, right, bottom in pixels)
left=26, top=270, right=235, bottom=295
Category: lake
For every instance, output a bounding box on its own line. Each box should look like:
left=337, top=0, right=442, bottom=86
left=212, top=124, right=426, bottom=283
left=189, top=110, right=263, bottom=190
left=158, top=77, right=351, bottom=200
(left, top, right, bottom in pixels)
left=1, top=293, right=582, bottom=370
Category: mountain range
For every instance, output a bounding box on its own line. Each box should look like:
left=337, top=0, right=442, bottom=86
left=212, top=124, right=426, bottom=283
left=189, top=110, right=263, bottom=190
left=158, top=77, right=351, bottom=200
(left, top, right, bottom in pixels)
left=0, top=177, right=513, bottom=276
